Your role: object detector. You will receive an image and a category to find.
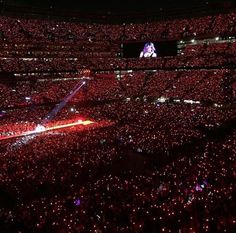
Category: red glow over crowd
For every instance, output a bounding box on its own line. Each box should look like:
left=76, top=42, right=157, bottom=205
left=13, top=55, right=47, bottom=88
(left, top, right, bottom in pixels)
left=0, top=10, right=236, bottom=233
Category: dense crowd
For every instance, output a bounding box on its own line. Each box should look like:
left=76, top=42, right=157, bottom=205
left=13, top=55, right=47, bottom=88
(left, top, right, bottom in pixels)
left=1, top=69, right=235, bottom=109
left=0, top=101, right=235, bottom=232
left=0, top=10, right=236, bottom=233
left=0, top=12, right=236, bottom=43
left=0, top=52, right=236, bottom=72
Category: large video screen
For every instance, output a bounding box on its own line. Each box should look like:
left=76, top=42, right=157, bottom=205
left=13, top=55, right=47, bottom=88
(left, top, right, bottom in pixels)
left=122, top=41, right=177, bottom=58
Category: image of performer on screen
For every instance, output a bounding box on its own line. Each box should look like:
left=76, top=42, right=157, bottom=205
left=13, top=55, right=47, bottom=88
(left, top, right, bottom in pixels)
left=139, top=42, right=157, bottom=58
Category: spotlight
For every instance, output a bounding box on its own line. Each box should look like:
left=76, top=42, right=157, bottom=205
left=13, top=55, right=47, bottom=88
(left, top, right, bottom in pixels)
left=35, top=124, right=46, bottom=133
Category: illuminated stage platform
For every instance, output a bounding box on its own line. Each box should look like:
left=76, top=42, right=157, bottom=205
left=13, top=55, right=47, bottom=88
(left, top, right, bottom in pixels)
left=0, top=119, right=94, bottom=141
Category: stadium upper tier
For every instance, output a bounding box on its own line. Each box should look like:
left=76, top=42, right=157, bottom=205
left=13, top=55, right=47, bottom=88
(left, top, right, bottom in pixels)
left=0, top=12, right=236, bottom=43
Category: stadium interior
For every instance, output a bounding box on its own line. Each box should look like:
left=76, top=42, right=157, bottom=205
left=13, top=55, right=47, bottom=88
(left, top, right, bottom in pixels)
left=0, top=0, right=235, bottom=232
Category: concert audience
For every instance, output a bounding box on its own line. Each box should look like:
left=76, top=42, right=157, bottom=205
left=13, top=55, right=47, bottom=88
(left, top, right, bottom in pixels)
left=0, top=10, right=235, bottom=233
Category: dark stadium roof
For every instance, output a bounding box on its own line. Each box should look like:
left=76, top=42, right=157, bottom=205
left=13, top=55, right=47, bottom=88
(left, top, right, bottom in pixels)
left=4, top=0, right=233, bottom=13
left=2, top=0, right=236, bottom=23
left=6, top=0, right=200, bottom=11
